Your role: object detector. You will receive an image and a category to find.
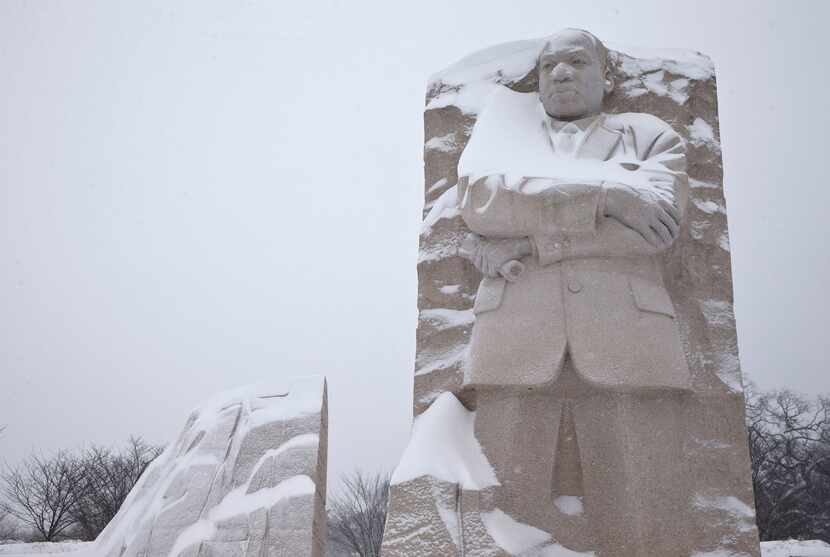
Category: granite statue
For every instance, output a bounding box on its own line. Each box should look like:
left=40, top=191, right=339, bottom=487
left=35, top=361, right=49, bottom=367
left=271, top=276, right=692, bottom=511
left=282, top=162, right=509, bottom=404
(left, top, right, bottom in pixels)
left=382, top=29, right=760, bottom=557
left=457, top=28, right=691, bottom=556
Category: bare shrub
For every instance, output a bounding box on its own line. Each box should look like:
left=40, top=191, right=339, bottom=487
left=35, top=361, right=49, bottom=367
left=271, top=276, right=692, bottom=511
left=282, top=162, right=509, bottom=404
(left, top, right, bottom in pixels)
left=69, top=437, right=162, bottom=540
left=1, top=437, right=162, bottom=542
left=1, top=452, right=82, bottom=541
left=327, top=471, right=390, bottom=557
left=0, top=508, right=20, bottom=541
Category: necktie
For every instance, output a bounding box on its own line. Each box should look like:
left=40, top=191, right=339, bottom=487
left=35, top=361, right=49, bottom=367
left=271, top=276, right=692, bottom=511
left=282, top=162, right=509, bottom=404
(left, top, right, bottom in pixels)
left=555, top=123, right=580, bottom=155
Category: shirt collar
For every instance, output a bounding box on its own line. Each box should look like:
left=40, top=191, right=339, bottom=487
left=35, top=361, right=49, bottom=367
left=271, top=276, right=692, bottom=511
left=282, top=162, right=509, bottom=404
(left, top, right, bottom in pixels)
left=536, top=99, right=601, bottom=133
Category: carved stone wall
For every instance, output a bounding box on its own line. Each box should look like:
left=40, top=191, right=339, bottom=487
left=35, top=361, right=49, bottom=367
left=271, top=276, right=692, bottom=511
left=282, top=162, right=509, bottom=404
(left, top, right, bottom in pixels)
left=383, top=36, right=760, bottom=557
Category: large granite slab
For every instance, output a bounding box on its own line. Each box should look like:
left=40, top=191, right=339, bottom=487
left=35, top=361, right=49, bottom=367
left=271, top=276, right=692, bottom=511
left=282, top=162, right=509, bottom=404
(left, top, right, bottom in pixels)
left=94, top=376, right=327, bottom=557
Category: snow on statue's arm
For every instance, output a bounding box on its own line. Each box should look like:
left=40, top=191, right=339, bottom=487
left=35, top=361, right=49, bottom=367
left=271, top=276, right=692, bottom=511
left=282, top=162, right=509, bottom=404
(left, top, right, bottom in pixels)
left=456, top=120, right=688, bottom=268
left=539, top=120, right=689, bottom=263
left=456, top=174, right=603, bottom=239
left=456, top=87, right=608, bottom=242
left=455, top=87, right=686, bottom=262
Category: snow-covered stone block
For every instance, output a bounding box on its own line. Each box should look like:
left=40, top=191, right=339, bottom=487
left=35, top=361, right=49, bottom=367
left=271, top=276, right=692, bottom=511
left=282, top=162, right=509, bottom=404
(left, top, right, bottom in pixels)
left=92, top=376, right=327, bottom=557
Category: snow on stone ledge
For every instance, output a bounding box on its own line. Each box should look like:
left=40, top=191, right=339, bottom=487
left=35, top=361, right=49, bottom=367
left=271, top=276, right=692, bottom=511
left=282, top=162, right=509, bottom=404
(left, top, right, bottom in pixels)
left=391, top=392, right=498, bottom=490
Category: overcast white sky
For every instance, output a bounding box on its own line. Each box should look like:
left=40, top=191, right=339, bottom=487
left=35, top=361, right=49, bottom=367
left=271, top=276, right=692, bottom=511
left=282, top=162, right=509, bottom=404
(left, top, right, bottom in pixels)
left=1, top=0, right=829, bottom=488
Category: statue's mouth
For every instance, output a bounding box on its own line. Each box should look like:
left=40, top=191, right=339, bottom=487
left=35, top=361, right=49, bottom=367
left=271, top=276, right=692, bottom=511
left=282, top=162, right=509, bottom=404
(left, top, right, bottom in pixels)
left=549, top=89, right=581, bottom=100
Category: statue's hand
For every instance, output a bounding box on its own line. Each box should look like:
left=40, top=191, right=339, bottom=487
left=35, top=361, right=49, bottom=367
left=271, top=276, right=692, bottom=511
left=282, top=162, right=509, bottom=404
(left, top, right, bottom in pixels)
left=604, top=184, right=681, bottom=248
left=459, top=234, right=532, bottom=278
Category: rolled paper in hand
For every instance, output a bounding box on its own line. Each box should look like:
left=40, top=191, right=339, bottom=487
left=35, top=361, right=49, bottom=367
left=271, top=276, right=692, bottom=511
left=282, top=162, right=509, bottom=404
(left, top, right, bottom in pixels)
left=500, top=259, right=525, bottom=282
left=458, top=233, right=480, bottom=260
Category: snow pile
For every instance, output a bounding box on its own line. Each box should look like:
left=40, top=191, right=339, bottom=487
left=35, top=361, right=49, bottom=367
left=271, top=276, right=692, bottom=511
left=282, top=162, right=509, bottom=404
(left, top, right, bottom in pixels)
left=419, top=307, right=475, bottom=331
left=694, top=494, right=755, bottom=521
left=421, top=185, right=459, bottom=236
left=481, top=509, right=551, bottom=554
left=687, top=117, right=721, bottom=153
left=481, top=509, right=594, bottom=557
left=391, top=392, right=497, bottom=490
left=553, top=496, right=584, bottom=516
left=761, top=540, right=830, bottom=557
left=607, top=44, right=714, bottom=81
left=414, top=343, right=467, bottom=378
left=425, top=132, right=459, bottom=153
left=427, top=39, right=539, bottom=114
left=693, top=198, right=725, bottom=215
left=168, top=474, right=315, bottom=556
left=611, top=46, right=714, bottom=104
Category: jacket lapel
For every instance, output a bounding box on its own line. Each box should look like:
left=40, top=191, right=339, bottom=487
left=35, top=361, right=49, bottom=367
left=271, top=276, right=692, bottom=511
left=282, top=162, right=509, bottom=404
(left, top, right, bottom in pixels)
left=575, top=115, right=623, bottom=161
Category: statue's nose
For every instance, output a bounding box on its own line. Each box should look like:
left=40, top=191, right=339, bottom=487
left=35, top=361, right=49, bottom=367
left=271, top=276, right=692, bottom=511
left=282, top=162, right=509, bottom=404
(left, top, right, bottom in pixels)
left=551, top=63, right=573, bottom=83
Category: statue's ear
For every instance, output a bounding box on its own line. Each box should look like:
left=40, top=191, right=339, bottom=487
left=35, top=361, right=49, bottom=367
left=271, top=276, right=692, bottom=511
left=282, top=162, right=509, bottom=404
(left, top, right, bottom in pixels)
left=604, top=68, right=615, bottom=95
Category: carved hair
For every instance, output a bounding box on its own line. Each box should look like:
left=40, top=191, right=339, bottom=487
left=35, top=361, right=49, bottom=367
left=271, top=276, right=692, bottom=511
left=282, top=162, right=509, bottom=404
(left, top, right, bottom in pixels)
left=537, top=28, right=609, bottom=73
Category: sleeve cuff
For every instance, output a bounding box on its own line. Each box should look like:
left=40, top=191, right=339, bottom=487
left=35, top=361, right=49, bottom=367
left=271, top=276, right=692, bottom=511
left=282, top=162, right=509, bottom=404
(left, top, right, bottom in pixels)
left=531, top=235, right=566, bottom=266
left=545, top=183, right=603, bottom=235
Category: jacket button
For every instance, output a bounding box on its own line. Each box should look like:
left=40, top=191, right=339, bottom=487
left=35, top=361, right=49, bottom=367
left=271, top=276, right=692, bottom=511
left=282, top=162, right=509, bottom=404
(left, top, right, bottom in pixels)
left=568, top=279, right=582, bottom=293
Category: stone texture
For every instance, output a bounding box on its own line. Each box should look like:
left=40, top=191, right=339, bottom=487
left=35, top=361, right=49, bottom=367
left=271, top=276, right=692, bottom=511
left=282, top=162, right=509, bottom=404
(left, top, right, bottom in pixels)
left=94, top=376, right=327, bottom=557
left=383, top=31, right=760, bottom=556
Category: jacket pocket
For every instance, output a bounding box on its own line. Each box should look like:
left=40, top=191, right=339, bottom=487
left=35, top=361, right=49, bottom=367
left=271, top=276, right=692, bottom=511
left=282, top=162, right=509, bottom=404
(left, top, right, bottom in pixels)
left=473, top=277, right=507, bottom=315
left=629, top=276, right=676, bottom=318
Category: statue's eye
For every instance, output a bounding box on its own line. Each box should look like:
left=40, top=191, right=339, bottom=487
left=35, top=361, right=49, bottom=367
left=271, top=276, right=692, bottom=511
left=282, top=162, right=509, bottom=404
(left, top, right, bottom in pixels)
left=572, top=59, right=586, bottom=66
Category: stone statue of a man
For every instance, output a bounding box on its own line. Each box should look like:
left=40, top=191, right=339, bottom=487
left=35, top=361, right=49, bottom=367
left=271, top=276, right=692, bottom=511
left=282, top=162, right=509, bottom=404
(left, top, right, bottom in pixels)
left=457, top=28, right=692, bottom=555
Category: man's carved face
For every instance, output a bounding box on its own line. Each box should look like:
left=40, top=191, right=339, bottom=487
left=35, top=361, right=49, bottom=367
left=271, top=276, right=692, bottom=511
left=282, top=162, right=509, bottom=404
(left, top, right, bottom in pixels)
left=537, top=30, right=612, bottom=120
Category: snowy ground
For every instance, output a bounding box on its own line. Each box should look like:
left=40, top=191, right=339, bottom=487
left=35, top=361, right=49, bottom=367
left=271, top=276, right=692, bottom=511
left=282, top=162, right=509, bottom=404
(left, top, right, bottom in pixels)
left=0, top=539, right=827, bottom=556
left=761, top=540, right=830, bottom=557
left=0, top=542, right=91, bottom=557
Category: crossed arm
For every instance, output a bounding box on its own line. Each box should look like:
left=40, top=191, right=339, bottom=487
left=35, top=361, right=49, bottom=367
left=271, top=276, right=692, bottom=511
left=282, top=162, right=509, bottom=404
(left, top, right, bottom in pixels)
left=458, top=126, right=687, bottom=277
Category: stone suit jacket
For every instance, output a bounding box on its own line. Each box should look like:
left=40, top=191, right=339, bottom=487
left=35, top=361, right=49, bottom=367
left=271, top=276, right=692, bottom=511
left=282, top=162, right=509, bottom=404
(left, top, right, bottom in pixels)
left=457, top=86, right=691, bottom=392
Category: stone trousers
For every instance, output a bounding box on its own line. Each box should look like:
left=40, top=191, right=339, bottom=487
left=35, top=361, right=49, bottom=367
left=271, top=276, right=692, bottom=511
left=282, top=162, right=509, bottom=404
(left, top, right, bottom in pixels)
left=472, top=356, right=691, bottom=556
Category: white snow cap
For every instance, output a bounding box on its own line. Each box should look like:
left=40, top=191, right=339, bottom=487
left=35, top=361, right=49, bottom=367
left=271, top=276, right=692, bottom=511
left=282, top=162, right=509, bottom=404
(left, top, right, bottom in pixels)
left=427, top=36, right=713, bottom=115
left=391, top=392, right=498, bottom=490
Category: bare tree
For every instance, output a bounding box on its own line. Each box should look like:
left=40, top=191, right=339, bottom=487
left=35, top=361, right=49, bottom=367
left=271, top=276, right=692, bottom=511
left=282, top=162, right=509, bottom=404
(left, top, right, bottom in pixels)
left=1, top=452, right=83, bottom=541
left=327, top=471, right=390, bottom=557
left=746, top=385, right=830, bottom=542
left=0, top=437, right=162, bottom=542
left=69, top=437, right=162, bottom=540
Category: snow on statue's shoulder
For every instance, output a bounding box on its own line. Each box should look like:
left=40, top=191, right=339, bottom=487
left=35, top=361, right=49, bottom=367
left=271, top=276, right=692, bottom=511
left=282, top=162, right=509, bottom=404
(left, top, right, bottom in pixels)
left=458, top=85, right=681, bottom=196
left=93, top=375, right=328, bottom=557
